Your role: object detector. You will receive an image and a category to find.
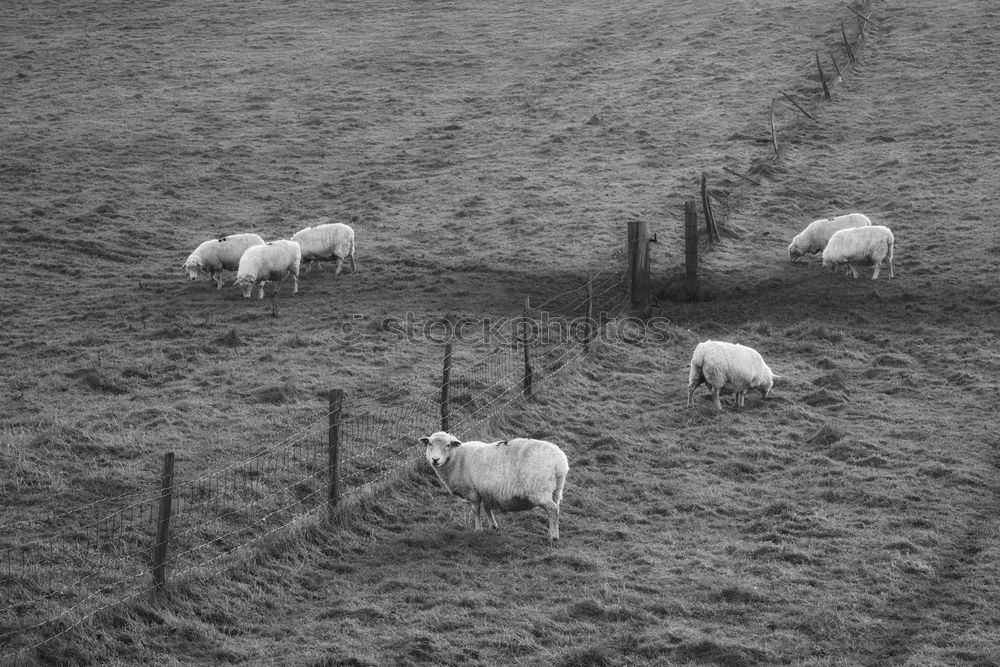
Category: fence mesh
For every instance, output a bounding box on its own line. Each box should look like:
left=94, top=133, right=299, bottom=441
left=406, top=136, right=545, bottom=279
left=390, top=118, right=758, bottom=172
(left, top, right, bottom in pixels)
left=0, top=260, right=630, bottom=660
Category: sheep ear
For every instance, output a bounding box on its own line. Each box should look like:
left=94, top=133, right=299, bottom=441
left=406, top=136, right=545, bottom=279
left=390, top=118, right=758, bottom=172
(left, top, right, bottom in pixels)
left=449, top=439, right=462, bottom=448
left=419, top=437, right=430, bottom=446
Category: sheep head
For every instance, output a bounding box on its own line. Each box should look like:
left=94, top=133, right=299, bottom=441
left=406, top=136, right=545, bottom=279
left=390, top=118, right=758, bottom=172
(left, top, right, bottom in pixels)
left=421, top=431, right=462, bottom=468
left=183, top=259, right=203, bottom=281
left=234, top=276, right=256, bottom=298
left=759, top=367, right=776, bottom=398
left=788, top=242, right=804, bottom=262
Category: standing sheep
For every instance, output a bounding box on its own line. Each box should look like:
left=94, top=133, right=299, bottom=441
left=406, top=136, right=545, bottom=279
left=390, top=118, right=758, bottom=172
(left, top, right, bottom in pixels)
left=182, top=233, right=265, bottom=289
left=822, top=225, right=895, bottom=279
left=421, top=431, right=569, bottom=544
left=687, top=340, right=776, bottom=411
left=788, top=213, right=872, bottom=262
left=290, top=221, right=356, bottom=275
left=234, top=239, right=302, bottom=299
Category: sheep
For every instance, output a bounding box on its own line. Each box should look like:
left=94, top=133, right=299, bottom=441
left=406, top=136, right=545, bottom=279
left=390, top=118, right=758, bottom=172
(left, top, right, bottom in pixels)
left=421, top=431, right=569, bottom=544
left=687, top=340, right=776, bottom=411
left=182, top=233, right=265, bottom=289
left=290, top=220, right=356, bottom=275
left=788, top=213, right=872, bottom=262
left=821, top=224, right=895, bottom=279
left=234, top=239, right=302, bottom=299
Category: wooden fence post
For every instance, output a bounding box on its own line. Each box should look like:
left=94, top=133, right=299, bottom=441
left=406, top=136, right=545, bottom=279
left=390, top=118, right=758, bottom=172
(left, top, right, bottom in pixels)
left=769, top=97, right=780, bottom=157
left=841, top=21, right=854, bottom=62
left=627, top=219, right=652, bottom=314
left=700, top=172, right=720, bottom=242
left=152, top=451, right=175, bottom=592
left=328, top=389, right=343, bottom=513
left=816, top=52, right=832, bottom=100
left=440, top=344, right=452, bottom=432
left=522, top=297, right=533, bottom=398
left=583, top=280, right=594, bottom=354
left=684, top=201, right=699, bottom=301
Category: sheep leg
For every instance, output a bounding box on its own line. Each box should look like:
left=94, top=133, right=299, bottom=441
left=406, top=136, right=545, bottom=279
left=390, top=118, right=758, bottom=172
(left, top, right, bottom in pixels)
left=736, top=390, right=745, bottom=408
left=213, top=271, right=224, bottom=289
left=542, top=500, right=560, bottom=544
left=349, top=253, right=357, bottom=272
left=847, top=263, right=859, bottom=279
left=872, top=262, right=881, bottom=280
left=486, top=508, right=499, bottom=531
left=257, top=282, right=266, bottom=299
left=292, top=273, right=299, bottom=294
left=472, top=500, right=484, bottom=531
left=334, top=257, right=344, bottom=275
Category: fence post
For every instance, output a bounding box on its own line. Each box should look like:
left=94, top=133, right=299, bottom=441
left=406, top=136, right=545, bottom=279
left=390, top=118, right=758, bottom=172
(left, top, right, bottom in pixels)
left=627, top=219, right=652, bottom=315
left=816, top=52, right=831, bottom=100
left=841, top=21, right=854, bottom=62
left=584, top=279, right=594, bottom=354
left=684, top=201, right=699, bottom=301
left=440, top=343, right=452, bottom=432
left=522, top=296, right=533, bottom=398
left=328, top=389, right=343, bottom=513
left=769, top=97, right=779, bottom=157
left=152, top=451, right=175, bottom=592
left=701, top=172, right=720, bottom=242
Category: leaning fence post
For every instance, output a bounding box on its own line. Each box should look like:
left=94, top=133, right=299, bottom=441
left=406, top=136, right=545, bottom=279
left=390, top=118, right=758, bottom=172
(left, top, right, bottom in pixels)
left=701, top=172, right=720, bottom=242
left=816, top=52, right=832, bottom=100
left=328, top=389, right=344, bottom=513
left=440, top=344, right=452, bottom=431
left=684, top=201, right=699, bottom=301
left=841, top=21, right=854, bottom=62
left=152, top=451, right=175, bottom=592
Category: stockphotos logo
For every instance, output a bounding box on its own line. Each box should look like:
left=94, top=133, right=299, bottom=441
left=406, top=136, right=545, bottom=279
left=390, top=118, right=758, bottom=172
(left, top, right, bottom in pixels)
left=333, top=311, right=672, bottom=346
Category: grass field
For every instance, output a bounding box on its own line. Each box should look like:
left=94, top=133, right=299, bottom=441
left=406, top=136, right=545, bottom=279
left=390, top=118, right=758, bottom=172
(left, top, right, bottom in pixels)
left=2, top=0, right=1000, bottom=664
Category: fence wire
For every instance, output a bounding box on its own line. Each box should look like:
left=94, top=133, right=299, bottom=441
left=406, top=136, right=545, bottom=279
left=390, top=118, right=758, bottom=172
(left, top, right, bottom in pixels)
left=0, top=263, right=630, bottom=660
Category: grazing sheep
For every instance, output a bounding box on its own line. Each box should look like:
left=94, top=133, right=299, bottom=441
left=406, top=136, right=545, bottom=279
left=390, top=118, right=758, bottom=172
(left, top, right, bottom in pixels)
left=788, top=213, right=872, bottom=262
left=182, top=233, right=265, bottom=289
left=234, top=240, right=302, bottom=299
left=290, top=221, right=356, bottom=274
left=421, top=431, right=569, bottom=544
left=687, top=340, right=776, bottom=411
left=822, top=225, right=895, bottom=279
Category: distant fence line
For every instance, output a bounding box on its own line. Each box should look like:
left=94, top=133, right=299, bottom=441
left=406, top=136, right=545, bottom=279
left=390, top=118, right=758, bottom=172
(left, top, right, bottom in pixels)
left=685, top=0, right=874, bottom=300
left=0, top=253, right=631, bottom=660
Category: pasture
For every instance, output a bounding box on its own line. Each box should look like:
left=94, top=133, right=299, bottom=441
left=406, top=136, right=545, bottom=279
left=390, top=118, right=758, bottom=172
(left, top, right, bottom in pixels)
left=2, top=0, right=999, bottom=664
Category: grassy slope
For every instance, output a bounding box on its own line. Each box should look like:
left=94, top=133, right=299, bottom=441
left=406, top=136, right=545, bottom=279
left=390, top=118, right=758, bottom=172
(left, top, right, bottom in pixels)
left=3, top=0, right=1000, bottom=665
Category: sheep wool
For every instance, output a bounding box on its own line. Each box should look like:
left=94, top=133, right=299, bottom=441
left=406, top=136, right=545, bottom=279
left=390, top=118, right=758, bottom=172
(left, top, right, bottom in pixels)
left=422, top=431, right=569, bottom=544
left=687, top=340, right=775, bottom=411
left=182, top=233, right=265, bottom=289
left=788, top=213, right=872, bottom=262
left=235, top=239, right=302, bottom=299
left=822, top=224, right=895, bottom=279
left=290, top=221, right=356, bottom=274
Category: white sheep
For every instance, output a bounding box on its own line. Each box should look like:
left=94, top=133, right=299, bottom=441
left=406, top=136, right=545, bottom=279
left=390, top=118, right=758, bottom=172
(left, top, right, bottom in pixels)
left=234, top=239, right=302, bottom=299
left=788, top=213, right=872, bottom=262
left=822, top=224, right=895, bottom=279
left=290, top=221, right=356, bottom=275
left=421, top=431, right=569, bottom=544
left=687, top=340, right=776, bottom=411
left=182, top=233, right=265, bottom=289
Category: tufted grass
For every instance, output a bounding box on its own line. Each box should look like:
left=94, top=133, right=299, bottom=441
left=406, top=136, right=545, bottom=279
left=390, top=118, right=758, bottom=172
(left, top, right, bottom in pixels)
left=3, top=0, right=1000, bottom=664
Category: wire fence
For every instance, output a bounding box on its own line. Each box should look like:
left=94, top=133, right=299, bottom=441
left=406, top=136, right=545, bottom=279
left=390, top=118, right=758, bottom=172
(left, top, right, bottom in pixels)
left=0, top=257, right=631, bottom=660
